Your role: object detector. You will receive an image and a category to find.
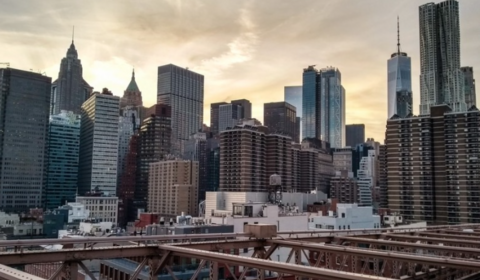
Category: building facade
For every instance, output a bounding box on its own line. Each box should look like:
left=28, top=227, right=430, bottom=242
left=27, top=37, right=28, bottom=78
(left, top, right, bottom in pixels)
left=461, top=66, right=476, bottom=109
left=210, top=102, right=227, bottom=135
left=330, top=174, right=358, bottom=204
left=302, top=66, right=345, bottom=148
left=78, top=89, right=120, bottom=195
left=45, top=111, right=81, bottom=209
left=157, top=64, right=204, bottom=156
left=386, top=105, right=480, bottom=224
left=76, top=195, right=118, bottom=224
left=218, top=103, right=242, bottom=132
left=419, top=0, right=465, bottom=115
left=135, top=104, right=172, bottom=214
left=332, top=147, right=354, bottom=176
left=264, top=102, right=298, bottom=142
left=345, top=124, right=365, bottom=148
left=117, top=106, right=140, bottom=191
left=148, top=160, right=199, bottom=217
left=51, top=40, right=92, bottom=115
left=0, top=68, right=51, bottom=212
left=231, top=99, right=252, bottom=120
left=184, top=132, right=208, bottom=203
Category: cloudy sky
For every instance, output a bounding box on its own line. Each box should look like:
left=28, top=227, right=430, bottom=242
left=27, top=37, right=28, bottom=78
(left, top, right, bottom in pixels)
left=1, top=0, right=479, bottom=141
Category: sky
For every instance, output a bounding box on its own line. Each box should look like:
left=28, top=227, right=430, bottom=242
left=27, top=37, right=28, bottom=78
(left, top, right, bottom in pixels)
left=1, top=0, right=479, bottom=142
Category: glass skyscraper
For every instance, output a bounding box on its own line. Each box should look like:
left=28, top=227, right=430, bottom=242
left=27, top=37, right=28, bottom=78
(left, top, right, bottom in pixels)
left=0, top=68, right=51, bottom=212
left=284, top=86, right=302, bottom=141
left=45, top=111, right=80, bottom=209
left=302, top=66, right=345, bottom=148
left=387, top=19, right=412, bottom=118
left=419, top=0, right=465, bottom=115
left=157, top=64, right=204, bottom=157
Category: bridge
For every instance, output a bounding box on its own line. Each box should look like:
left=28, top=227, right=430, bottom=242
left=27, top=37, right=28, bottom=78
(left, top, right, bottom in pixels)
left=0, top=224, right=479, bottom=280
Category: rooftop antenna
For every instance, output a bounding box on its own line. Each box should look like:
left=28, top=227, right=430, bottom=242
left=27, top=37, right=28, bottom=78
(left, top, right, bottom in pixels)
left=72, top=26, right=75, bottom=44
left=397, top=16, right=401, bottom=54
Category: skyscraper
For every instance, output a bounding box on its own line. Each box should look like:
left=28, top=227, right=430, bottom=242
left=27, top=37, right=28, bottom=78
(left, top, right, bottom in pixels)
left=184, top=132, right=208, bottom=203
left=345, top=124, right=365, bottom=148
left=78, top=89, right=120, bottom=195
left=210, top=102, right=227, bottom=135
left=387, top=18, right=412, bottom=118
left=157, top=64, right=204, bottom=156
left=0, top=68, right=51, bottom=212
left=461, top=67, right=476, bottom=109
left=302, top=66, right=346, bottom=148
left=263, top=102, right=298, bottom=142
left=285, top=86, right=302, bottom=141
left=46, top=111, right=81, bottom=210
left=419, top=0, right=465, bottom=115
left=51, top=39, right=92, bottom=115
left=135, top=104, right=172, bottom=213
left=218, top=103, right=242, bottom=132
left=231, top=99, right=252, bottom=119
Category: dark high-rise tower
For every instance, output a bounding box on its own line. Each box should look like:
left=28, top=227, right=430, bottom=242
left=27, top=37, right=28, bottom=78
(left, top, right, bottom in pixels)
left=0, top=68, right=51, bottom=212
left=210, top=102, right=228, bottom=135
left=345, top=124, right=365, bottom=148
left=231, top=99, right=252, bottom=119
left=461, top=67, right=476, bottom=109
left=51, top=37, right=92, bottom=115
left=157, top=64, right=204, bottom=157
left=419, top=0, right=465, bottom=114
left=263, top=102, right=298, bottom=142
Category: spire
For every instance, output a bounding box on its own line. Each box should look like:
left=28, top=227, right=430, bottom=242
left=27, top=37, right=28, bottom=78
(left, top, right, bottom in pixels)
left=72, top=26, right=75, bottom=44
left=67, top=26, right=78, bottom=58
left=126, top=68, right=140, bottom=92
left=397, top=16, right=401, bottom=54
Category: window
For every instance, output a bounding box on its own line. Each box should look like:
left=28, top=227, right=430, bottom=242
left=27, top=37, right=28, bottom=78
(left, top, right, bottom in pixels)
left=348, top=225, right=350, bottom=229
left=341, top=213, right=345, bottom=218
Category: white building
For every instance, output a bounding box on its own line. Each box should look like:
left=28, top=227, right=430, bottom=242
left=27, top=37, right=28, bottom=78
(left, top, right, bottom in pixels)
left=357, top=150, right=376, bottom=206
left=0, top=211, right=20, bottom=227
left=58, top=202, right=90, bottom=223
left=308, top=204, right=380, bottom=230
left=78, top=90, right=120, bottom=195
left=76, top=196, right=118, bottom=224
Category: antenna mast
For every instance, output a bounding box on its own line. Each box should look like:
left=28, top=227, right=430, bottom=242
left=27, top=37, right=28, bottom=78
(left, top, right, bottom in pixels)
left=397, top=16, right=401, bottom=54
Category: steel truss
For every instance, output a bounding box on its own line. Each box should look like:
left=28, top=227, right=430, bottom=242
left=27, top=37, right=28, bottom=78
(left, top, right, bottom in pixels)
left=0, top=224, right=479, bottom=280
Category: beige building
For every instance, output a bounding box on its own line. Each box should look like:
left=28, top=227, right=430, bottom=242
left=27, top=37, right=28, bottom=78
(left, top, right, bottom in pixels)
left=148, top=160, right=198, bottom=217
left=76, top=196, right=119, bottom=224
left=330, top=173, right=358, bottom=204
left=386, top=105, right=480, bottom=224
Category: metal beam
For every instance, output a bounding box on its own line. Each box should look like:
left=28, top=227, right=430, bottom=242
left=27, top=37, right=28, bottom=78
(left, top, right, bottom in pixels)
left=440, top=230, right=480, bottom=236
left=78, top=262, right=98, bottom=280
left=336, top=236, right=480, bottom=255
left=269, top=240, right=480, bottom=270
left=157, top=245, right=394, bottom=280
left=382, top=233, right=480, bottom=247
left=415, top=232, right=480, bottom=241
left=0, top=245, right=160, bottom=265
left=129, top=257, right=148, bottom=280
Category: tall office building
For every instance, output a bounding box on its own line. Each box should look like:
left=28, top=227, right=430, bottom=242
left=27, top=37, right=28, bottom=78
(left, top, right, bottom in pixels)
left=135, top=104, right=172, bottom=213
left=45, top=111, right=81, bottom=210
left=379, top=144, right=388, bottom=209
left=184, top=132, right=208, bottom=203
left=210, top=102, right=227, bottom=135
left=386, top=105, right=480, bottom=224
left=461, top=67, right=476, bottom=109
left=285, top=86, right=302, bottom=141
left=157, top=64, right=204, bottom=157
left=231, top=99, right=252, bottom=119
left=263, top=102, right=298, bottom=142
left=387, top=18, right=412, bottom=118
left=78, top=89, right=120, bottom=195
left=302, top=66, right=345, bottom=147
left=345, top=124, right=365, bottom=148
left=0, top=68, right=51, bottom=212
left=148, top=160, right=198, bottom=217
left=419, top=0, right=465, bottom=115
left=218, top=103, right=242, bottom=132
left=118, top=134, right=138, bottom=226
left=51, top=39, right=92, bottom=115
left=206, top=137, right=221, bottom=193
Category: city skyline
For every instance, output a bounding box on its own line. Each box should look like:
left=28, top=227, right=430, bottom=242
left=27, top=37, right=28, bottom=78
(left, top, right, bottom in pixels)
left=2, top=0, right=480, bottom=140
